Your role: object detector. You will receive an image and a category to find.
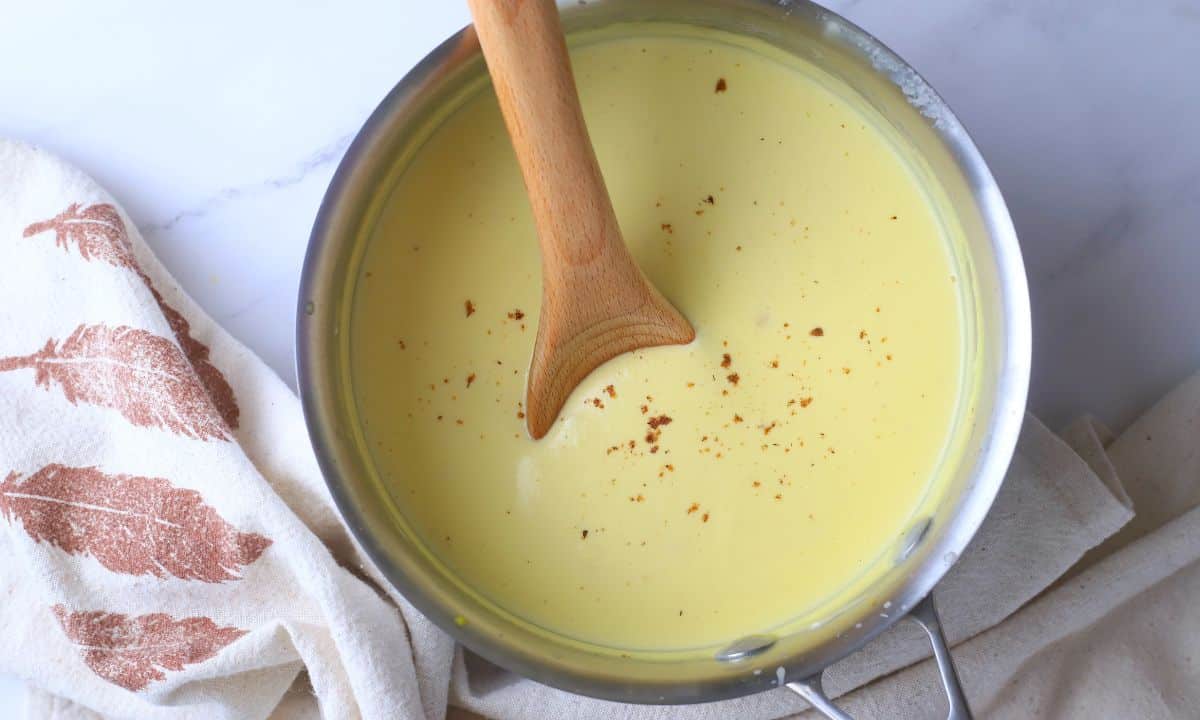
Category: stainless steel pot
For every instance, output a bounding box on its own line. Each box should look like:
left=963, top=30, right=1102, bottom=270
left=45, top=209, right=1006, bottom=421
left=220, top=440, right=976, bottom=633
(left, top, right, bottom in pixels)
left=297, top=2, right=1031, bottom=717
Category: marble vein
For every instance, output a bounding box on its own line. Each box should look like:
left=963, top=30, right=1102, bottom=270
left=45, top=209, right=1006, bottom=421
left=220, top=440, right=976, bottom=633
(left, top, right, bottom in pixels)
left=143, top=132, right=355, bottom=234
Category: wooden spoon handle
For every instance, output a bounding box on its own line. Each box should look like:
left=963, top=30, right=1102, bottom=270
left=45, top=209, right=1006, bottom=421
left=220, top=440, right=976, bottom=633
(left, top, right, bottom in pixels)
left=466, top=0, right=618, bottom=267
left=469, top=0, right=694, bottom=438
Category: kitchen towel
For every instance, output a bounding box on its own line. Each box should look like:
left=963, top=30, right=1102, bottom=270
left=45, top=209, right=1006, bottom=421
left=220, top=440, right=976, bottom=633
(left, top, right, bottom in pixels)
left=0, top=138, right=1193, bottom=720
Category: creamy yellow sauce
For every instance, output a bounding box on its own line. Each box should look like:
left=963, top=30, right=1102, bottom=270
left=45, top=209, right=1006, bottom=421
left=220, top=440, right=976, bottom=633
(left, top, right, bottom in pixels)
left=351, top=30, right=964, bottom=650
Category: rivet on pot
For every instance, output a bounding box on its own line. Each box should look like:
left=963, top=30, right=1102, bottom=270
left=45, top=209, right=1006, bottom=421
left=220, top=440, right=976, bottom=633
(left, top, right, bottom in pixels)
left=896, top=517, right=933, bottom=563
left=715, top=634, right=776, bottom=663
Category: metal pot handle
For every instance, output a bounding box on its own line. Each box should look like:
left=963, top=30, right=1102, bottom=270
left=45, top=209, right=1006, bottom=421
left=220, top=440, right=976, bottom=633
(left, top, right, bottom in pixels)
left=785, top=595, right=971, bottom=720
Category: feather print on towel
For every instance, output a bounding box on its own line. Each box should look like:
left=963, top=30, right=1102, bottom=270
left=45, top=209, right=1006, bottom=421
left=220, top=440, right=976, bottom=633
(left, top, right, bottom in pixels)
left=1, top=464, right=270, bottom=581
left=0, top=323, right=230, bottom=440
left=22, top=203, right=240, bottom=430
left=21, top=202, right=136, bottom=269
left=53, top=605, right=247, bottom=691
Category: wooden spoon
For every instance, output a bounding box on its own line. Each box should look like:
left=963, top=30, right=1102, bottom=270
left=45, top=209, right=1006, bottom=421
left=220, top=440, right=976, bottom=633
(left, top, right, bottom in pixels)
left=467, top=0, right=695, bottom=439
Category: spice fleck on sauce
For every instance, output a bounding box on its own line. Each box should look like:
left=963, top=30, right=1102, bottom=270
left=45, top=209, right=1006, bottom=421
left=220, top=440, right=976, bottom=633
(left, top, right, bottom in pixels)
left=465, top=299, right=476, bottom=317
left=721, top=353, right=732, bottom=368
left=715, top=77, right=727, bottom=93
left=581, top=529, right=589, bottom=540
left=810, top=327, right=824, bottom=337
left=726, top=373, right=740, bottom=386
left=507, top=309, right=525, bottom=320
left=605, top=385, right=617, bottom=398
left=466, top=373, right=476, bottom=388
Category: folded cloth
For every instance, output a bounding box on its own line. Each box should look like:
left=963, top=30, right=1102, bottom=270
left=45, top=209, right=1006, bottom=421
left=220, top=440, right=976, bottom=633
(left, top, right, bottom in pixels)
left=0, top=139, right=1187, bottom=720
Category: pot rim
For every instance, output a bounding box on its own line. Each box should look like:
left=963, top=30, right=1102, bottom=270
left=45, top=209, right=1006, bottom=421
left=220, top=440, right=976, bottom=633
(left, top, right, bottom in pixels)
left=297, top=0, right=1031, bottom=704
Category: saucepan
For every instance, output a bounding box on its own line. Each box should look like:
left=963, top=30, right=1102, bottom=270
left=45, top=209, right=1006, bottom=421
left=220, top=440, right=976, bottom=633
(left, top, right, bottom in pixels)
left=297, top=1, right=1031, bottom=717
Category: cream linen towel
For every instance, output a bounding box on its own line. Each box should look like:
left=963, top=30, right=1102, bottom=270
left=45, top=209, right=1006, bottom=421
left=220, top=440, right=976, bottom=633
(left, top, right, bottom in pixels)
left=0, top=139, right=1181, bottom=720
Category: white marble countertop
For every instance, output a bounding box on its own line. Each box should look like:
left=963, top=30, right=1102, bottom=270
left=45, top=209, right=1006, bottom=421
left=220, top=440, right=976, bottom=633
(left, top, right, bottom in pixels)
left=2, top=0, right=1197, bottom=712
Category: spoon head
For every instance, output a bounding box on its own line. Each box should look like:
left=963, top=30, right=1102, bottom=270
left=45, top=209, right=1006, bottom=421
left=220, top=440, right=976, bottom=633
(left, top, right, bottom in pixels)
left=525, top=287, right=694, bottom=439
